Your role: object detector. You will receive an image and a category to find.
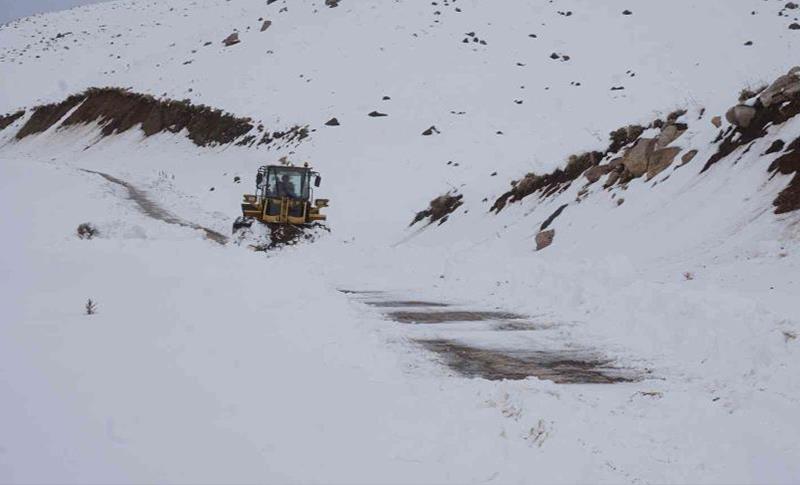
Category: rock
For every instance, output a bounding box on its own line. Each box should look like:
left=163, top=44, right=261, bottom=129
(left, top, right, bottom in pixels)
left=622, top=9, right=633, bottom=15
left=421, top=126, right=440, bottom=136
left=368, top=111, right=388, bottom=117
left=325, top=117, right=340, bottom=126
left=787, top=2, right=799, bottom=8
left=604, top=170, right=621, bottom=188
left=681, top=149, right=699, bottom=165
left=646, top=147, right=682, bottom=180
left=711, top=115, right=722, bottom=128
left=757, top=66, right=800, bottom=107
left=790, top=23, right=800, bottom=30
left=261, top=20, right=272, bottom=32
left=584, top=164, right=613, bottom=183
left=535, top=229, right=555, bottom=251
left=325, top=0, right=340, bottom=7
left=222, top=32, right=240, bottom=46
left=621, top=138, right=656, bottom=177
left=655, top=124, right=686, bottom=149
left=725, top=104, right=757, bottom=128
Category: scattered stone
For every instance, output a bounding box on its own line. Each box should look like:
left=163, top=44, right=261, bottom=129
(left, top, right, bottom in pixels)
left=325, top=117, right=340, bottom=126
left=681, top=149, right=699, bottom=165
left=725, top=104, right=757, bottom=128
left=261, top=20, right=272, bottom=32
left=646, top=147, right=682, bottom=180
left=584, top=164, right=613, bottom=183
left=655, top=123, right=686, bottom=149
left=368, top=111, right=388, bottom=117
left=622, top=9, right=632, bottom=15
left=421, top=126, right=440, bottom=136
left=535, top=229, right=555, bottom=251
left=222, top=32, right=240, bottom=46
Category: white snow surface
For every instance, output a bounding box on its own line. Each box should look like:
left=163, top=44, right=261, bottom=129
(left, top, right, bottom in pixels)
left=1, top=0, right=800, bottom=483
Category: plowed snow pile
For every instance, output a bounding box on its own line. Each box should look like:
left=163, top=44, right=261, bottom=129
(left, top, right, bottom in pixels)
left=1, top=1, right=799, bottom=483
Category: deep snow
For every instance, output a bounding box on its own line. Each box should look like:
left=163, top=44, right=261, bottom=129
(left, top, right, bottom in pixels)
left=1, top=0, right=800, bottom=483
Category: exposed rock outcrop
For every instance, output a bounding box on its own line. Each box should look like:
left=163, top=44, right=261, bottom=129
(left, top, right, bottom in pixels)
left=411, top=193, right=464, bottom=226
left=6, top=87, right=308, bottom=149
left=0, top=110, right=25, bottom=131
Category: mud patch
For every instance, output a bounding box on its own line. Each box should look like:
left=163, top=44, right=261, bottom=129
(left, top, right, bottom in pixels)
left=417, top=339, right=636, bottom=383
left=388, top=310, right=525, bottom=324
left=84, top=170, right=228, bottom=244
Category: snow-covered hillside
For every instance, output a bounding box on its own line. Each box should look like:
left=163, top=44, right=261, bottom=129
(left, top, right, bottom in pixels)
left=1, top=1, right=799, bottom=483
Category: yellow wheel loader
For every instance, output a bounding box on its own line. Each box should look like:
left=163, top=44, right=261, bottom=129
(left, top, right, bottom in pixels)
left=233, top=164, right=328, bottom=234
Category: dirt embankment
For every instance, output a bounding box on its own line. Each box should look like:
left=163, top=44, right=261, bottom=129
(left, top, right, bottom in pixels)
left=7, top=87, right=310, bottom=149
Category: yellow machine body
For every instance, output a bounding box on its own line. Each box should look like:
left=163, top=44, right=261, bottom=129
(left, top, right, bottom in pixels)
left=240, top=165, right=327, bottom=225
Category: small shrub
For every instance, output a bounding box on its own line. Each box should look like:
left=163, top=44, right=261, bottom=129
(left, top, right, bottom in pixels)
left=77, top=222, right=98, bottom=239
left=85, top=298, right=98, bottom=315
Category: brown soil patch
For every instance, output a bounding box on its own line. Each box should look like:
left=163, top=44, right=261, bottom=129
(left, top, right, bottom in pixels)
left=387, top=310, right=525, bottom=324
left=417, top=339, right=636, bottom=383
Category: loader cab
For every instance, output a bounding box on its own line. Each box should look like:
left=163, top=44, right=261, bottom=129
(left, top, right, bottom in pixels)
left=258, top=166, right=314, bottom=201
left=242, top=164, right=327, bottom=225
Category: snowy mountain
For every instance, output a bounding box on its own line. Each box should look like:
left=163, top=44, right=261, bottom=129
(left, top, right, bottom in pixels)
left=1, top=1, right=799, bottom=483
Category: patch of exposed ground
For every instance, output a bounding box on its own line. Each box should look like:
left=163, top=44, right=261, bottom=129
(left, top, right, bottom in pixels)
left=9, top=87, right=309, bottom=149
left=388, top=310, right=525, bottom=324
left=363, top=300, right=451, bottom=308
left=418, top=340, right=636, bottom=383
left=83, top=169, right=228, bottom=244
left=348, top=291, right=640, bottom=383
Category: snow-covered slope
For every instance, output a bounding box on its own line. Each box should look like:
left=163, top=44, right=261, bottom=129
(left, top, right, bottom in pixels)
left=1, top=1, right=800, bottom=483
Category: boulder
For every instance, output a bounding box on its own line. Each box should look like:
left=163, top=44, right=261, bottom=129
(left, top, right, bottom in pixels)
left=584, top=164, right=612, bottom=183
left=621, top=138, right=656, bottom=177
left=681, top=149, right=699, bottom=165
left=711, top=115, right=722, bottom=128
left=222, top=32, right=240, bottom=46
left=725, top=104, right=757, bottom=128
left=535, top=229, right=555, bottom=251
left=655, top=124, right=686, bottom=149
left=758, top=66, right=800, bottom=107
left=646, top=147, right=681, bottom=180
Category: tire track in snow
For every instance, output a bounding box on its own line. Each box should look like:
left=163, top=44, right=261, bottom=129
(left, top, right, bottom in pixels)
left=82, top=169, right=229, bottom=245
